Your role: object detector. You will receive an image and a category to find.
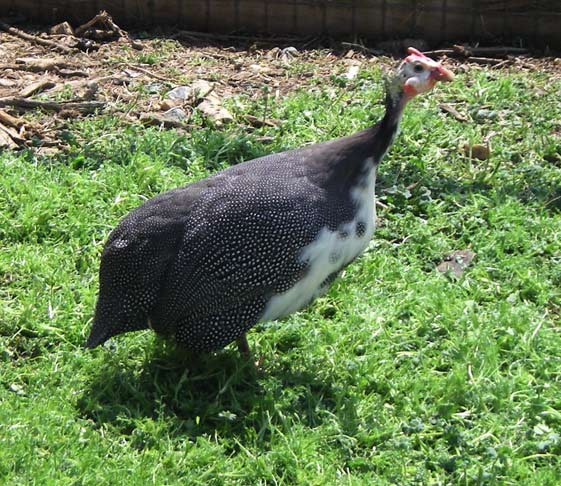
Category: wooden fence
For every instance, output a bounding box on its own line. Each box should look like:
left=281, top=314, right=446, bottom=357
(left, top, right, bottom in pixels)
left=1, top=1, right=560, bottom=47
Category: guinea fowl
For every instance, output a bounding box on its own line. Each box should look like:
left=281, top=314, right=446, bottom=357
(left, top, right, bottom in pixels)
left=86, top=48, right=454, bottom=356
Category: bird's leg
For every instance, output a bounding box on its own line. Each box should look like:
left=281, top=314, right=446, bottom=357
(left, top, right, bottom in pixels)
left=236, top=334, right=251, bottom=359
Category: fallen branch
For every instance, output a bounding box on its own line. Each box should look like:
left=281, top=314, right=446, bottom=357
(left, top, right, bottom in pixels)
left=340, top=42, right=382, bottom=56
left=76, top=10, right=127, bottom=38
left=423, top=49, right=455, bottom=57
left=424, top=45, right=528, bottom=61
left=46, top=75, right=119, bottom=97
left=453, top=44, right=528, bottom=58
left=0, top=97, right=105, bottom=113
left=468, top=57, right=511, bottom=66
left=0, top=20, right=75, bottom=54
left=490, top=59, right=513, bottom=69
left=0, top=109, right=27, bottom=128
left=12, top=57, right=72, bottom=72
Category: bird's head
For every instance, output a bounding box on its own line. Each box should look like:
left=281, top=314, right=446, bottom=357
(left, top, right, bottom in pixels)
left=388, top=47, right=454, bottom=103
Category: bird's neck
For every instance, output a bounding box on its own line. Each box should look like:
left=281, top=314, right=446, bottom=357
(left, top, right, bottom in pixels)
left=369, top=81, right=408, bottom=165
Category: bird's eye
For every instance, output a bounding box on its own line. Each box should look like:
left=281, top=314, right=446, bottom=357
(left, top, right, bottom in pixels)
left=414, top=64, right=424, bottom=73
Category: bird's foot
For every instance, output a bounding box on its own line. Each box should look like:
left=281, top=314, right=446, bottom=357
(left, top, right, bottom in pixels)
left=236, top=335, right=265, bottom=370
left=236, top=334, right=251, bottom=359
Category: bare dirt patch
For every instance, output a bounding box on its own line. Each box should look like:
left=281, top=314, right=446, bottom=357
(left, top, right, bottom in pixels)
left=1, top=14, right=559, bottom=154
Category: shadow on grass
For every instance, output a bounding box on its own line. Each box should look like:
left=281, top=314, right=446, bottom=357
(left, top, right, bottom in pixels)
left=77, top=339, right=338, bottom=440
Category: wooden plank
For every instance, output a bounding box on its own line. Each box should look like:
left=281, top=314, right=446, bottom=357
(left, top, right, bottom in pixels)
left=414, top=0, right=447, bottom=42
left=0, top=0, right=559, bottom=47
left=326, top=2, right=354, bottom=36
left=179, top=0, right=210, bottom=31
left=537, top=13, right=561, bottom=48
left=383, top=1, right=411, bottom=38
left=147, top=0, right=180, bottom=26
left=208, top=0, right=237, bottom=32
left=476, top=11, right=507, bottom=41
left=354, top=1, right=384, bottom=39
left=443, top=0, right=472, bottom=40
left=295, top=1, right=325, bottom=35
left=267, top=0, right=297, bottom=34
left=237, top=0, right=266, bottom=33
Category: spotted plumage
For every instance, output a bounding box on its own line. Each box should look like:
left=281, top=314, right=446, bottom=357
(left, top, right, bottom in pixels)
left=86, top=48, right=454, bottom=354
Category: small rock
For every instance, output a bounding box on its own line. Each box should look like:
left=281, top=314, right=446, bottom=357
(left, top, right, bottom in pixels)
left=198, top=95, right=233, bottom=126
left=9, top=383, right=25, bottom=395
left=437, top=250, right=476, bottom=277
left=130, top=40, right=144, bottom=50
left=162, top=107, right=188, bottom=122
left=190, top=80, right=213, bottom=98
left=345, top=65, right=360, bottom=80
left=123, top=69, right=142, bottom=78
left=475, top=109, right=498, bottom=121
left=166, top=81, right=213, bottom=102
left=166, top=85, right=192, bottom=101
left=139, top=112, right=187, bottom=129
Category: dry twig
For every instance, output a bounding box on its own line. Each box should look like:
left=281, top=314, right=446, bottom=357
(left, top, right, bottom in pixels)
left=19, top=79, right=56, bottom=98
left=0, top=20, right=76, bottom=54
left=128, top=65, right=176, bottom=84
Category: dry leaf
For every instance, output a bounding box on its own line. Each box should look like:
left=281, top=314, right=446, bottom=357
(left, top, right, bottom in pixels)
left=463, top=143, right=490, bottom=160
left=439, top=103, right=468, bottom=122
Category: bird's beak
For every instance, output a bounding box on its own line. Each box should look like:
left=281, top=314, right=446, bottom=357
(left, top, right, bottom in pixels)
left=431, top=65, right=455, bottom=82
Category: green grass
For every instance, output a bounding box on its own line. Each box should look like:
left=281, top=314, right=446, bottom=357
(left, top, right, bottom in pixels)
left=1, top=63, right=561, bottom=485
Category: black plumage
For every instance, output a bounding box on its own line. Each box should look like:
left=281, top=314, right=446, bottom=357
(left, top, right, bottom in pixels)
left=86, top=49, right=454, bottom=354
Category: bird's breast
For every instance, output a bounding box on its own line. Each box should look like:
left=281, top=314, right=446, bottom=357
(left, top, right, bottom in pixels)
left=260, top=164, right=377, bottom=322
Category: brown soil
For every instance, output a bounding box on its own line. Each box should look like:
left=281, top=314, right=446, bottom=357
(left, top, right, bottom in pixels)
left=1, top=20, right=559, bottom=154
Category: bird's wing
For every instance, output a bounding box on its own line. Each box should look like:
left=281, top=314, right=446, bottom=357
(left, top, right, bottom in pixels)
left=150, top=169, right=329, bottom=332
